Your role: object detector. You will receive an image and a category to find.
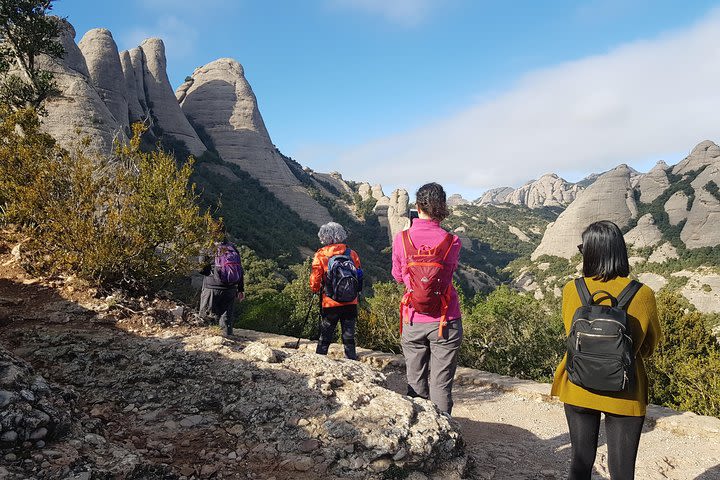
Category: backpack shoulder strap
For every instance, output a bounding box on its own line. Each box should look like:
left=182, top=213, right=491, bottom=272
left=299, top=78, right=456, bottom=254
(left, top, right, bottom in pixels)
left=616, top=280, right=642, bottom=310
left=575, top=278, right=592, bottom=306
left=436, top=233, right=454, bottom=260
left=401, top=229, right=417, bottom=256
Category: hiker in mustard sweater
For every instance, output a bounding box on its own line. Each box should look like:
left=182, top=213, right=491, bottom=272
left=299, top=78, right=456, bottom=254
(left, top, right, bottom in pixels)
left=551, top=220, right=661, bottom=480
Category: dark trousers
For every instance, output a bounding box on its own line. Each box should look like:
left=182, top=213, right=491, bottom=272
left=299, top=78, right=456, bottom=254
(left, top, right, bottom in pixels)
left=199, top=287, right=236, bottom=335
left=316, top=304, right=357, bottom=360
left=564, top=404, right=645, bottom=480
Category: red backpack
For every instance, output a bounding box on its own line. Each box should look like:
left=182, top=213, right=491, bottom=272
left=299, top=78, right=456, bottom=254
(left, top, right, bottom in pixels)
left=400, top=230, right=454, bottom=337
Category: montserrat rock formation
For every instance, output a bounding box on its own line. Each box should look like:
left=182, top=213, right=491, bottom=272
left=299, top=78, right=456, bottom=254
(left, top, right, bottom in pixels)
left=372, top=186, right=410, bottom=240
left=176, top=58, right=331, bottom=226
left=78, top=29, right=129, bottom=131
left=476, top=174, right=581, bottom=209
left=677, top=141, right=720, bottom=248
left=505, top=173, right=582, bottom=208
left=635, top=160, right=670, bottom=203
left=475, top=187, right=514, bottom=206
left=129, top=39, right=207, bottom=156
left=447, top=194, right=470, bottom=207
left=532, top=165, right=637, bottom=259
left=38, top=20, right=125, bottom=154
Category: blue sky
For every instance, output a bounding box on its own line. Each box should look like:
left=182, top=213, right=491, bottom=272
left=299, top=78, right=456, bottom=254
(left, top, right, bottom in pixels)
left=56, top=0, right=720, bottom=199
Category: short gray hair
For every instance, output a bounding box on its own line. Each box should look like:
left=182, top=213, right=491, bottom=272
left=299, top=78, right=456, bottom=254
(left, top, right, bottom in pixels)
left=318, top=222, right=347, bottom=245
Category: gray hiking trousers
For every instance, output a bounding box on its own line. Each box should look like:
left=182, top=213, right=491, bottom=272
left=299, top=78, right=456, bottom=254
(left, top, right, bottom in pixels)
left=401, top=319, right=463, bottom=414
left=199, top=287, right=237, bottom=335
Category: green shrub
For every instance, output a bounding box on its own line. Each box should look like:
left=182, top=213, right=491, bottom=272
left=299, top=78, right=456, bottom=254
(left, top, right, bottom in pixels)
left=646, top=291, right=720, bottom=417
left=0, top=114, right=218, bottom=289
left=356, top=281, right=404, bottom=353
left=460, top=286, right=565, bottom=382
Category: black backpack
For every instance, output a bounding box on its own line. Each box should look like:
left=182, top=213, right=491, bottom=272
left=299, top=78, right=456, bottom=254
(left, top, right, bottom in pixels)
left=324, top=248, right=360, bottom=303
left=565, top=278, right=642, bottom=392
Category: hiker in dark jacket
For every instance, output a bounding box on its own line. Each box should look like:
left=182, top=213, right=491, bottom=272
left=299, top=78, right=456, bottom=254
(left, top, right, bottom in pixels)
left=200, top=240, right=245, bottom=336
left=310, top=222, right=362, bottom=360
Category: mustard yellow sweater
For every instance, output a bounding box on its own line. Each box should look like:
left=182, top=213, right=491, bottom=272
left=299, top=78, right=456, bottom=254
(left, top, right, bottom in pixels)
left=550, top=276, right=661, bottom=416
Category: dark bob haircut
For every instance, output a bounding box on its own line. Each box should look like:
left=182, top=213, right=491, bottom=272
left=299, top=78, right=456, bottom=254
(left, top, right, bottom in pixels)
left=580, top=220, right=630, bottom=281
left=415, top=182, right=449, bottom=221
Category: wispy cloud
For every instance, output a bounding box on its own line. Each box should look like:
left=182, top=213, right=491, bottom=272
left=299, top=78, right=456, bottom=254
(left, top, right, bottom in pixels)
left=120, top=16, right=198, bottom=62
left=326, top=0, right=446, bottom=26
left=333, top=9, right=720, bottom=196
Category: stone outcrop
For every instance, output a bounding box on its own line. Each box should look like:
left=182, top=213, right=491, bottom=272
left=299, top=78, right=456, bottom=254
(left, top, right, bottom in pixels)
left=78, top=29, right=129, bottom=130
left=532, top=165, right=637, bottom=259
left=375, top=189, right=410, bottom=240
left=680, top=271, right=720, bottom=313
left=647, top=242, right=679, bottom=264
left=39, top=20, right=125, bottom=154
left=475, top=187, right=514, bottom=206
left=358, top=183, right=373, bottom=201
left=624, top=214, right=662, bottom=248
left=681, top=161, right=720, bottom=248
left=505, top=174, right=582, bottom=209
left=119, top=50, right=145, bottom=124
left=139, top=39, right=207, bottom=156
left=665, top=191, right=690, bottom=226
left=371, top=184, right=386, bottom=202
left=177, top=58, right=331, bottom=225
left=672, top=140, right=720, bottom=176
left=636, top=161, right=670, bottom=203
left=637, top=273, right=668, bottom=292
left=447, top=194, right=470, bottom=207
left=313, top=171, right=354, bottom=196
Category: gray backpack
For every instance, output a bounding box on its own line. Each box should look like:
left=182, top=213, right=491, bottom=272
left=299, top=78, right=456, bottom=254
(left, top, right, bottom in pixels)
left=565, top=278, right=642, bottom=392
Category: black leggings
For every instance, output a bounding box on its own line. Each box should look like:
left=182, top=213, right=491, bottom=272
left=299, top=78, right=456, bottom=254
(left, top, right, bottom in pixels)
left=564, top=404, right=645, bottom=480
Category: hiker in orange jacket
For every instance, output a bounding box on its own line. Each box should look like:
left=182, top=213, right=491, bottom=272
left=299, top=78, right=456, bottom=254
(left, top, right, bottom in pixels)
left=310, top=222, right=362, bottom=360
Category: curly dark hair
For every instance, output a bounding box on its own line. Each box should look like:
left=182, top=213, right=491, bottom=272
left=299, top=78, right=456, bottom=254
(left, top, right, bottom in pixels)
left=415, top=182, right=449, bottom=221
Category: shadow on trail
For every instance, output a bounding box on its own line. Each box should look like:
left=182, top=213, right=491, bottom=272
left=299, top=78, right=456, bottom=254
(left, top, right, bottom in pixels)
left=695, top=465, right=720, bottom=479
left=1, top=277, right=452, bottom=479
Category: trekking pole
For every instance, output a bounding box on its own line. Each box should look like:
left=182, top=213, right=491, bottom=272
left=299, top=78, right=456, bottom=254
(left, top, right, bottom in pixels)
left=287, top=293, right=317, bottom=349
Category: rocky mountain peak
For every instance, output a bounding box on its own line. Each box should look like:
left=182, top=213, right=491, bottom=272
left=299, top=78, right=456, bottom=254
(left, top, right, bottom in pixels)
left=177, top=58, right=331, bottom=226
left=78, top=28, right=129, bottom=129
left=673, top=140, right=720, bottom=175
left=532, top=164, right=636, bottom=259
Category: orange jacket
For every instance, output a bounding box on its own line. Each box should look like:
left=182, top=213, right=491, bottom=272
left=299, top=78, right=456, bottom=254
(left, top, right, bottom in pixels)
left=310, top=244, right=362, bottom=308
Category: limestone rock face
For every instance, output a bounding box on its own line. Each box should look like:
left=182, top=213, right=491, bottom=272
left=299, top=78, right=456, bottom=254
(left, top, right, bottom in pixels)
left=371, top=184, right=386, bottom=201
left=624, top=214, right=662, bottom=248
left=505, top=173, right=582, bottom=209
left=313, top=171, right=354, bottom=196
left=672, top=140, right=720, bottom=176
left=636, top=161, right=670, bottom=203
left=127, top=47, right=148, bottom=113
left=139, top=38, right=206, bottom=156
left=648, top=242, right=679, bottom=264
left=119, top=50, right=145, bottom=123
left=358, top=183, right=372, bottom=201
left=680, top=272, right=720, bottom=313
left=664, top=191, right=689, bottom=226
left=532, top=165, right=637, bottom=259
left=447, top=194, right=470, bottom=207
left=637, top=273, right=668, bottom=292
left=38, top=20, right=124, bottom=154
left=78, top=29, right=129, bottom=130
left=681, top=161, right=720, bottom=248
left=178, top=58, right=331, bottom=225
left=374, top=189, right=410, bottom=240
left=475, top=187, right=514, bottom=206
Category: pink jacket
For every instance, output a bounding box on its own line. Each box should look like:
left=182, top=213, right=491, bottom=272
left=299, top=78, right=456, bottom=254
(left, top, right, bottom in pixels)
left=391, top=218, right=462, bottom=323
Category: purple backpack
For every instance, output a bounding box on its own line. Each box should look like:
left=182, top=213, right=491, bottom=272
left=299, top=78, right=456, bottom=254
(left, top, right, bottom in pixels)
left=214, top=243, right=243, bottom=284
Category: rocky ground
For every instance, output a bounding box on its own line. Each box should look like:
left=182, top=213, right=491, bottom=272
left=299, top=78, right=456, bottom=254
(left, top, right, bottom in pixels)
left=1, top=236, right=720, bottom=480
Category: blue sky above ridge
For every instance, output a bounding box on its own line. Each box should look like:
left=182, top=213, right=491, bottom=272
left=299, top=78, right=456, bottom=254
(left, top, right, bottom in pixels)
left=56, top=0, right=720, bottom=200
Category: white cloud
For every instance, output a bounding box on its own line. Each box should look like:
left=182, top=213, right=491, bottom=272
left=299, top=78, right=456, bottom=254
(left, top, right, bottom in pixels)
left=333, top=10, right=720, bottom=197
left=326, top=0, right=445, bottom=26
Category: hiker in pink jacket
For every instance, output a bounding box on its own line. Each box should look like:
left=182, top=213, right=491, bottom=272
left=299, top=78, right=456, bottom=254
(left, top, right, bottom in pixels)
left=392, top=182, right=462, bottom=415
